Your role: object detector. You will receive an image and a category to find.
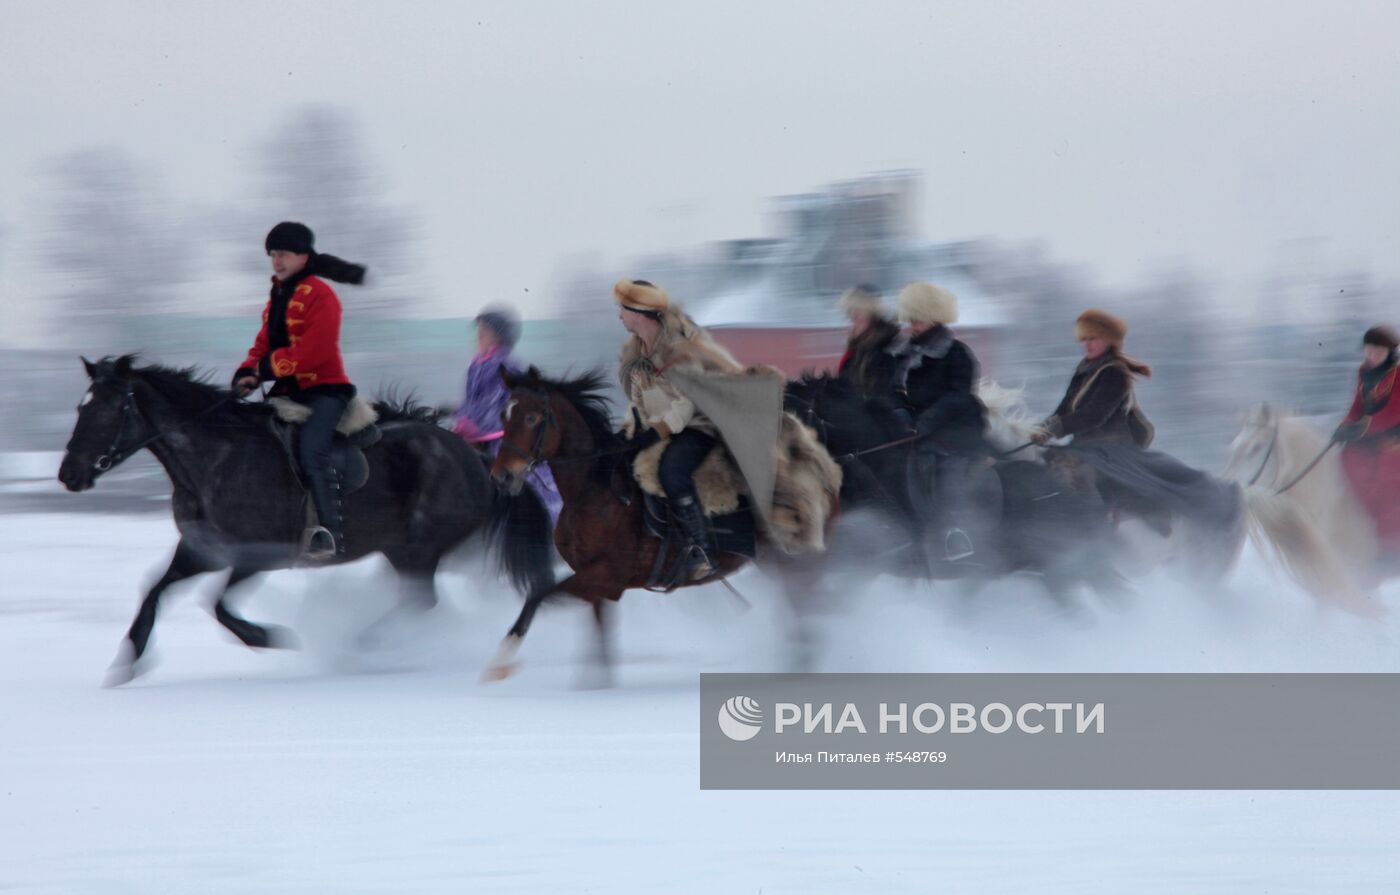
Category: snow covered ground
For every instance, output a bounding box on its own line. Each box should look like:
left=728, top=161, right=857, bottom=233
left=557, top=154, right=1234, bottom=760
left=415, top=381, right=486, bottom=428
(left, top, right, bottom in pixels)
left=2, top=507, right=1399, bottom=893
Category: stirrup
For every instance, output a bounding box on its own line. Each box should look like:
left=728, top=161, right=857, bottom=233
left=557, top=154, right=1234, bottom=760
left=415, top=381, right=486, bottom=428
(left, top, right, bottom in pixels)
left=944, top=528, right=974, bottom=562
left=681, top=543, right=717, bottom=582
left=301, top=525, right=338, bottom=561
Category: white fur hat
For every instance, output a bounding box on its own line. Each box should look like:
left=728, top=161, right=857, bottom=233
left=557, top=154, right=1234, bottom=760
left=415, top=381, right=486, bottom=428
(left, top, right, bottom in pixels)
left=897, top=282, right=958, bottom=325
left=838, top=285, right=884, bottom=318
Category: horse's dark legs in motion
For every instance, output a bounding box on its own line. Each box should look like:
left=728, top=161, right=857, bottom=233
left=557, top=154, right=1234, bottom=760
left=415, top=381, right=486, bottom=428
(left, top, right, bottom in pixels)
left=356, top=551, right=442, bottom=649
left=483, top=569, right=622, bottom=685
left=581, top=599, right=615, bottom=690
left=213, top=566, right=297, bottom=650
left=105, top=539, right=223, bottom=686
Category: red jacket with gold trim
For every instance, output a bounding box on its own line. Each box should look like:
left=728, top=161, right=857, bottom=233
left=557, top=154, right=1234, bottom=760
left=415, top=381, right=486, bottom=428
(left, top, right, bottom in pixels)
left=1343, top=360, right=1400, bottom=442
left=238, top=275, right=351, bottom=392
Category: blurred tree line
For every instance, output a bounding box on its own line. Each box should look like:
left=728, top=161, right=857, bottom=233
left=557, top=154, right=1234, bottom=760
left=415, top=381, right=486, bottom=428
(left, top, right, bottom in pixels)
left=36, top=104, right=420, bottom=349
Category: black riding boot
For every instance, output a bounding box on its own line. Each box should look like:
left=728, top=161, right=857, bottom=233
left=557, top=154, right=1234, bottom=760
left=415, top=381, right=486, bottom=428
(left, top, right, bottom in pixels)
left=671, top=494, right=716, bottom=582
left=303, top=467, right=343, bottom=561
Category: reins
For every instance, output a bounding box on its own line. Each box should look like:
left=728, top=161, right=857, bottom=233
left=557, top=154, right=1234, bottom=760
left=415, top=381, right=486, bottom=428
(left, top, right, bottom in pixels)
left=94, top=385, right=242, bottom=472
left=1272, top=438, right=1339, bottom=495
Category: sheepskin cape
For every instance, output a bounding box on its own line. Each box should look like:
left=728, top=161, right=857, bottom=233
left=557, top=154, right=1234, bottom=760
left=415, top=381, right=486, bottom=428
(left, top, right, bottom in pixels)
left=619, top=306, right=842, bottom=553
left=268, top=395, right=379, bottom=435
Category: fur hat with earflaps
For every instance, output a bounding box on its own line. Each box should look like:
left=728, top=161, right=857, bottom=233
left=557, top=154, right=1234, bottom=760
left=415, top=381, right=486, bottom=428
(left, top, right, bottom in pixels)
left=1075, top=309, right=1129, bottom=347
left=613, top=279, right=669, bottom=313
left=897, top=282, right=958, bottom=325
left=1363, top=325, right=1399, bottom=350
left=838, top=284, right=885, bottom=319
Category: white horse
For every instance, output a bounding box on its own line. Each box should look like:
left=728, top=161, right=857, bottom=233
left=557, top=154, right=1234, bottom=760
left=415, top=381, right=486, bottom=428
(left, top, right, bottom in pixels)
left=1224, top=403, right=1385, bottom=615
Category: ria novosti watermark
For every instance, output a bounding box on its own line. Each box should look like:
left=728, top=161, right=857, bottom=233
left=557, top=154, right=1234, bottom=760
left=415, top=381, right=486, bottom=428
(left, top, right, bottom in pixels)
left=700, top=673, right=1400, bottom=790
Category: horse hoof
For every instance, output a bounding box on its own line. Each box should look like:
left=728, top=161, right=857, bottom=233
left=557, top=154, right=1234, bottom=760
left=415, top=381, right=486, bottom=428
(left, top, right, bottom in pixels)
left=264, top=626, right=302, bottom=651
left=101, top=643, right=145, bottom=688
left=102, top=658, right=145, bottom=688
left=479, top=662, right=519, bottom=684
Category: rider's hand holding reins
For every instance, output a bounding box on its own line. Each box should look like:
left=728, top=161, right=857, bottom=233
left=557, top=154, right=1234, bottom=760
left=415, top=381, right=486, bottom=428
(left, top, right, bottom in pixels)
left=233, top=375, right=260, bottom=398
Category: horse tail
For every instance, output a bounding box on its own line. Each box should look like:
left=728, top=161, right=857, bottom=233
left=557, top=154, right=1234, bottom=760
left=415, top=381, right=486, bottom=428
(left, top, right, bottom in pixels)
left=487, top=481, right=557, bottom=599
left=1241, top=486, right=1382, bottom=618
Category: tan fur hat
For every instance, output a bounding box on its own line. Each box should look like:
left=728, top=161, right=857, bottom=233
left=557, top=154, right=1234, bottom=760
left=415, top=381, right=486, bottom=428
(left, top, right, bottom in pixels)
left=897, top=282, right=958, bottom=325
left=613, top=279, right=669, bottom=312
left=1075, top=309, right=1128, bottom=346
left=838, top=285, right=884, bottom=319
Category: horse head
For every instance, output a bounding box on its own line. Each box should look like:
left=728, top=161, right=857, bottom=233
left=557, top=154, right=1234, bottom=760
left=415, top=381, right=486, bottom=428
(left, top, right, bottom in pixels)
left=783, top=372, right=905, bottom=455
left=1224, top=402, right=1279, bottom=484
left=58, top=355, right=145, bottom=492
left=492, top=366, right=616, bottom=495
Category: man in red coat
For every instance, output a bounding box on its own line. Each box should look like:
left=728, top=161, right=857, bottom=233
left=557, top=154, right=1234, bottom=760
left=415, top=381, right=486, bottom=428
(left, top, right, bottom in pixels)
left=1336, top=325, right=1400, bottom=556
left=233, top=222, right=365, bottom=559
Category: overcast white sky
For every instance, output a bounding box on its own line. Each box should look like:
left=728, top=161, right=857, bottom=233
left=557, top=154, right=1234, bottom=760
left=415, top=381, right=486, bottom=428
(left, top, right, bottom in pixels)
left=2, top=0, right=1398, bottom=335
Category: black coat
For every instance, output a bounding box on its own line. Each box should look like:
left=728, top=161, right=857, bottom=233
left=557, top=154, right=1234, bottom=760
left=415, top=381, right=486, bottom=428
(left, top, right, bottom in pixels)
left=1046, top=352, right=1153, bottom=447
left=868, top=326, right=985, bottom=447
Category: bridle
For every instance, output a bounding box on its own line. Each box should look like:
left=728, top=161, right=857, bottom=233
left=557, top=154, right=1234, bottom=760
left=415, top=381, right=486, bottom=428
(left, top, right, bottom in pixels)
left=495, top=387, right=647, bottom=477
left=496, top=388, right=557, bottom=477
left=89, top=380, right=237, bottom=473
left=785, top=388, right=830, bottom=444
left=92, top=385, right=145, bottom=472
left=1244, top=423, right=1279, bottom=487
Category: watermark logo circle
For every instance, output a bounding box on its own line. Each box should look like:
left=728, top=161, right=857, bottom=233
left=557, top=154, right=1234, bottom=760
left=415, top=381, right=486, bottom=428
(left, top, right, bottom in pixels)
left=718, top=695, right=763, bottom=741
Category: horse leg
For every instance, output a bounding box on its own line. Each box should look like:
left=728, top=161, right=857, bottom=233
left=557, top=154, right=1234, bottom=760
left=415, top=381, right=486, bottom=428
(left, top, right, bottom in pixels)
left=1042, top=570, right=1092, bottom=624
left=105, top=539, right=222, bottom=687
left=481, top=571, right=622, bottom=686
left=214, top=567, right=297, bottom=650
left=481, top=569, right=582, bottom=682
left=357, top=552, right=441, bottom=650
left=578, top=598, right=615, bottom=690
left=767, top=552, right=826, bottom=673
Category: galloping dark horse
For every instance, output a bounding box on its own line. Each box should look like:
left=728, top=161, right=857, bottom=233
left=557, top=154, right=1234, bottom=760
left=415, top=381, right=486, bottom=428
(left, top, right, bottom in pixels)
left=785, top=372, right=1123, bottom=604
left=483, top=368, right=827, bottom=684
left=58, top=356, right=555, bottom=685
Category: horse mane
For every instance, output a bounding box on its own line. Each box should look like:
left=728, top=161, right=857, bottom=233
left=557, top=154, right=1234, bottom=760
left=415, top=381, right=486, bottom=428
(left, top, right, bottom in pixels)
left=97, top=355, right=262, bottom=428
left=529, top=369, right=619, bottom=446
left=508, top=368, right=623, bottom=483
left=370, top=386, right=442, bottom=424
left=786, top=371, right=906, bottom=441
left=103, top=354, right=436, bottom=427
left=977, top=378, right=1041, bottom=452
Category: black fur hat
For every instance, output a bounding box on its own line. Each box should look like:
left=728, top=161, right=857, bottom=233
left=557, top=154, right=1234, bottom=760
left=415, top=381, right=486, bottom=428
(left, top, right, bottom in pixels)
left=265, top=221, right=315, bottom=256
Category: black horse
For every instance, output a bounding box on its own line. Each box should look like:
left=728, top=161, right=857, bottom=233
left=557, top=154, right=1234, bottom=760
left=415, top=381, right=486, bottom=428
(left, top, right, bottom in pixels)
left=58, top=355, right=555, bottom=685
left=784, top=372, right=1123, bottom=603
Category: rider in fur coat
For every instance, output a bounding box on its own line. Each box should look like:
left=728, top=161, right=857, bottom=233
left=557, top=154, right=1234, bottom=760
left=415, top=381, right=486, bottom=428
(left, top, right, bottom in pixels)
left=1035, top=309, right=1155, bottom=449
left=615, top=279, right=841, bottom=578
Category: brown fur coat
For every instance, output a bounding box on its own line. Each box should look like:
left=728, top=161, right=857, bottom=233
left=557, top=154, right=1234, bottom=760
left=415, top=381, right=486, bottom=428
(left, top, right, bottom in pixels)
left=620, top=305, right=842, bottom=553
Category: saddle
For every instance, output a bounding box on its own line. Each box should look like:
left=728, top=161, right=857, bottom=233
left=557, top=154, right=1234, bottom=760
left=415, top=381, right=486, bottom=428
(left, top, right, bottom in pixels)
left=631, top=439, right=744, bottom=516
left=267, top=396, right=382, bottom=494
left=641, top=491, right=757, bottom=591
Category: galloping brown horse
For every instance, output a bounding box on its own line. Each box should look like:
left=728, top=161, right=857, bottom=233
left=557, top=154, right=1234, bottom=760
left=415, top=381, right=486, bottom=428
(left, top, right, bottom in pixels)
left=483, top=367, right=829, bottom=684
